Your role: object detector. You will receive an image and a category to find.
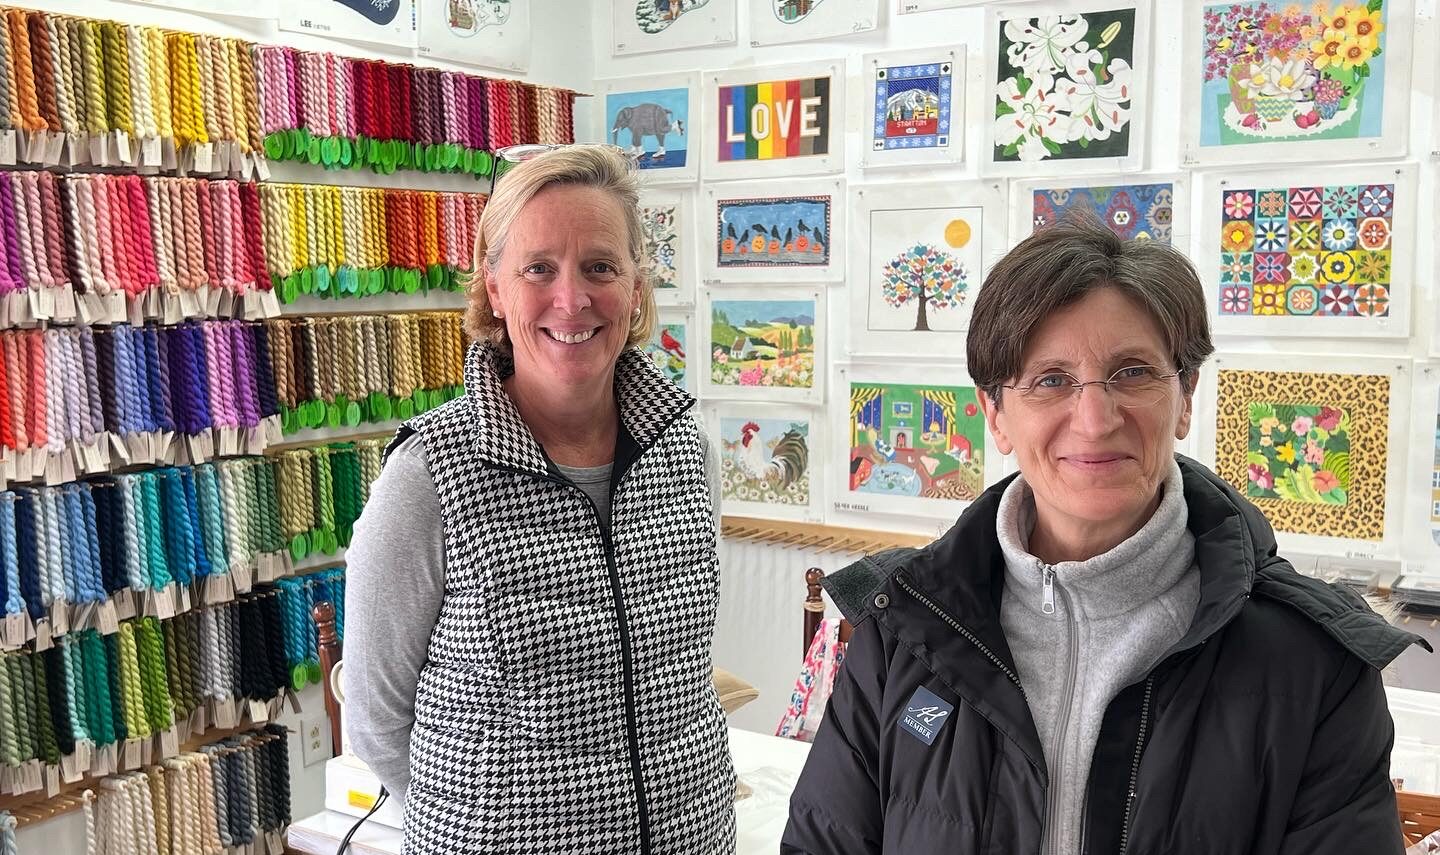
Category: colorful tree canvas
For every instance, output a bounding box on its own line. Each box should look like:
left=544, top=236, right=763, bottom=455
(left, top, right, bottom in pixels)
left=708, top=296, right=818, bottom=399
left=1214, top=366, right=1391, bottom=541
left=867, top=207, right=981, bottom=333
left=990, top=5, right=1143, bottom=166
left=849, top=382, right=986, bottom=503
left=716, top=196, right=830, bottom=268
left=643, top=321, right=688, bottom=389
left=1199, top=1, right=1388, bottom=148
left=1247, top=402, right=1350, bottom=504
left=1216, top=182, right=1395, bottom=319
left=1031, top=182, right=1175, bottom=242
left=718, top=415, right=811, bottom=506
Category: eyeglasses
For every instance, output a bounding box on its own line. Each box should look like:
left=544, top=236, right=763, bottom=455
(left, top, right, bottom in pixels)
left=1001, top=365, right=1182, bottom=409
left=494, top=143, right=640, bottom=163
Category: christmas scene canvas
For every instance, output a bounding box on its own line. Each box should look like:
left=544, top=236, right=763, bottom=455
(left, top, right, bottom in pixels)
left=990, top=4, right=1143, bottom=167
left=709, top=297, right=817, bottom=392
left=716, top=195, right=830, bottom=268
left=643, top=321, right=689, bottom=390
left=606, top=86, right=690, bottom=171
left=1031, top=181, right=1175, bottom=243
left=848, top=382, right=986, bottom=504
left=872, top=60, right=955, bottom=152
left=718, top=415, right=812, bottom=508
left=1199, top=1, right=1389, bottom=148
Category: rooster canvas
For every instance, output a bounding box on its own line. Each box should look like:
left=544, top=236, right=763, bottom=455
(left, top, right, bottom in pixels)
left=719, top=416, right=811, bottom=508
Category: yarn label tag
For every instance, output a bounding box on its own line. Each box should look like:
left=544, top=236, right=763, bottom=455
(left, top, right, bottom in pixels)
left=48, top=599, right=69, bottom=636
left=176, top=584, right=192, bottom=615
left=162, top=138, right=178, bottom=171
left=248, top=698, right=269, bottom=723
left=159, top=727, right=180, bottom=758
left=216, top=287, right=235, bottom=318
left=113, top=130, right=132, bottom=164
left=24, top=130, right=46, bottom=164
left=268, top=831, right=286, bottom=855
left=31, top=618, right=51, bottom=652
left=126, top=291, right=146, bottom=327
left=59, top=752, right=83, bottom=783
left=108, top=432, right=132, bottom=466
left=253, top=154, right=271, bottom=181
left=179, top=288, right=201, bottom=318
left=232, top=560, right=254, bottom=595
left=152, top=585, right=177, bottom=620
left=163, top=292, right=184, bottom=325
left=3, top=613, right=25, bottom=648
left=20, top=760, right=41, bottom=793
left=96, top=600, right=119, bottom=635
left=214, top=698, right=238, bottom=729
left=190, top=704, right=207, bottom=735
left=52, top=285, right=77, bottom=323
left=106, top=292, right=127, bottom=324
left=142, top=135, right=162, bottom=167
left=114, top=591, right=136, bottom=621
left=64, top=133, right=86, bottom=167
left=193, top=142, right=214, bottom=174
left=89, top=134, right=109, bottom=167
left=43, top=131, right=65, bottom=166
left=121, top=738, right=143, bottom=771
left=44, top=764, right=58, bottom=797
left=0, top=130, right=15, bottom=165
left=260, top=289, right=281, bottom=318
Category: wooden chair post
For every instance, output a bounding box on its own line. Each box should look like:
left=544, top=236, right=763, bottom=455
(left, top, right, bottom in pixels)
left=312, top=601, right=344, bottom=758
left=803, top=567, right=826, bottom=656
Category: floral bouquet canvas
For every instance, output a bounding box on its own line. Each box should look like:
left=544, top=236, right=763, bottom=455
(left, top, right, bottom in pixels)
left=1183, top=0, right=1411, bottom=163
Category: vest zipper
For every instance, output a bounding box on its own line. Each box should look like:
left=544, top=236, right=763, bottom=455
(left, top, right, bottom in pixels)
left=502, top=463, right=655, bottom=855
left=1117, top=674, right=1155, bottom=855
left=894, top=574, right=1026, bottom=698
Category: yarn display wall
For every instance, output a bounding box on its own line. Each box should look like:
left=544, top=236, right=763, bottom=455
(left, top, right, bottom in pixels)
left=272, top=440, right=386, bottom=561
left=0, top=7, right=578, bottom=178
left=265, top=311, right=465, bottom=434
left=0, top=594, right=305, bottom=796
left=1, top=321, right=283, bottom=486
left=258, top=183, right=484, bottom=304
left=274, top=569, right=343, bottom=693
left=79, top=725, right=291, bottom=855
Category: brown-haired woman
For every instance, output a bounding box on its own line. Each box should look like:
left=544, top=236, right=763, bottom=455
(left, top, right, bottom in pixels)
left=783, top=218, right=1428, bottom=854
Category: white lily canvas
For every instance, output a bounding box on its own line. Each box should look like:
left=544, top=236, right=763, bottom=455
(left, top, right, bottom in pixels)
left=983, top=0, right=1152, bottom=176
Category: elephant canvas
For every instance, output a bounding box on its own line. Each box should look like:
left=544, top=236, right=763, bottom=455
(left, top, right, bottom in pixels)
left=598, top=72, right=700, bottom=183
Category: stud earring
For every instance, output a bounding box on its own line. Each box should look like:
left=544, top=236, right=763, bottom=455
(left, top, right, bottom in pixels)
left=632, top=307, right=641, bottom=318
left=493, top=310, right=502, bottom=318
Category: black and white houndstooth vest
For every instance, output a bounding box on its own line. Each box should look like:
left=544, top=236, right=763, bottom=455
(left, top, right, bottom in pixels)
left=395, top=342, right=735, bottom=854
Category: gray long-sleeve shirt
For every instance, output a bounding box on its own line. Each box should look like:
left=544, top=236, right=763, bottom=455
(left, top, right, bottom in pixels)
left=343, top=415, right=720, bottom=801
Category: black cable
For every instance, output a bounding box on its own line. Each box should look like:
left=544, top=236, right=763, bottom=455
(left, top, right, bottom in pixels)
left=336, top=786, right=389, bottom=855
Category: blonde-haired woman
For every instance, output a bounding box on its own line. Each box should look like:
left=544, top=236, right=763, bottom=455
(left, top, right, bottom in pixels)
left=345, top=145, right=735, bottom=854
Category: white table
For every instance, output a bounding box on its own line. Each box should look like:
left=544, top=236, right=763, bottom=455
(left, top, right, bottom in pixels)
left=286, top=727, right=811, bottom=854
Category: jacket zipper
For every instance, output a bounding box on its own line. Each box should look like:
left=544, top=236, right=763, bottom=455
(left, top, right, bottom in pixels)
left=895, top=574, right=1026, bottom=697
left=1040, top=563, right=1078, bottom=855
left=1117, top=675, right=1155, bottom=855
left=501, top=464, right=654, bottom=854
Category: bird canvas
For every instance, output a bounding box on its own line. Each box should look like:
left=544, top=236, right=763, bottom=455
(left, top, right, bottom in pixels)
left=700, top=287, right=825, bottom=403
left=705, top=178, right=845, bottom=282
left=711, top=405, right=823, bottom=521
left=643, top=314, right=692, bottom=392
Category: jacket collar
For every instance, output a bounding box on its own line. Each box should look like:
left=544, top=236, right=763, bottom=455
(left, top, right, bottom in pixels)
left=463, top=341, right=696, bottom=475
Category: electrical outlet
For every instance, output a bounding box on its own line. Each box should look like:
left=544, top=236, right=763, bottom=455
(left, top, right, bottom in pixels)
left=301, top=717, right=329, bottom=767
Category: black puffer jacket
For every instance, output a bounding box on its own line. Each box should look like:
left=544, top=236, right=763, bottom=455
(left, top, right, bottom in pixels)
left=783, top=457, right=1430, bottom=855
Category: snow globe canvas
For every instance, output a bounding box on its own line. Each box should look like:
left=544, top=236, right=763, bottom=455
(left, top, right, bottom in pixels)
left=749, top=0, right=878, bottom=46
left=704, top=178, right=844, bottom=283
left=597, top=73, right=699, bottom=184
left=859, top=46, right=966, bottom=169
left=708, top=402, right=824, bottom=521
left=613, top=0, right=737, bottom=55
left=700, top=287, right=824, bottom=403
left=849, top=182, right=1007, bottom=358
left=1181, top=0, right=1412, bottom=164
left=984, top=1, right=1152, bottom=176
